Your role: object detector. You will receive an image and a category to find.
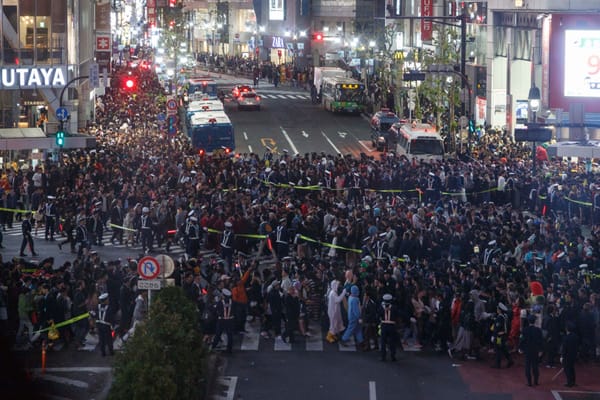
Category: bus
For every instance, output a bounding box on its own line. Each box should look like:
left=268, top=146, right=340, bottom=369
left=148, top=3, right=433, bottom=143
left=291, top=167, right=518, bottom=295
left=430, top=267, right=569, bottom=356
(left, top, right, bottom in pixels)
left=389, top=122, right=445, bottom=161
left=188, top=111, right=235, bottom=155
left=185, top=99, right=224, bottom=128
left=184, top=77, right=219, bottom=101
left=320, top=76, right=365, bottom=114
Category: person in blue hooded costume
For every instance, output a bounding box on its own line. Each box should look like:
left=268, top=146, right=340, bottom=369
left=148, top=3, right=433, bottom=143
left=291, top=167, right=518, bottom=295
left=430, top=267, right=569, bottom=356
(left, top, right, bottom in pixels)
left=340, top=285, right=365, bottom=349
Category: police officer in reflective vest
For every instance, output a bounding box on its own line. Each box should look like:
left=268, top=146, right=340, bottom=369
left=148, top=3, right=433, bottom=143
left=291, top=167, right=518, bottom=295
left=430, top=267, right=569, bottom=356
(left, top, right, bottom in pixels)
left=186, top=216, right=200, bottom=259
left=221, top=221, right=235, bottom=271
left=491, top=302, right=514, bottom=368
left=45, top=196, right=57, bottom=241
left=95, top=293, right=114, bottom=357
left=140, top=207, right=154, bottom=254
left=274, top=218, right=289, bottom=260
left=211, top=288, right=234, bottom=353
left=378, top=293, right=398, bottom=362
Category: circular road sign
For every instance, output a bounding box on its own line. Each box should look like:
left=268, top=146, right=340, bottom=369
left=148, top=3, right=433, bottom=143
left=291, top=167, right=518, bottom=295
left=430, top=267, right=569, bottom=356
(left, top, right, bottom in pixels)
left=137, top=256, right=161, bottom=280
left=155, top=254, right=175, bottom=278
left=166, top=99, right=177, bottom=110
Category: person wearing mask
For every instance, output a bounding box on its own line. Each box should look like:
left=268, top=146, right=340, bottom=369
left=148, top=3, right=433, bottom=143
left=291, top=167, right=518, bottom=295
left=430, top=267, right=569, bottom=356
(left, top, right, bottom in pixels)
left=520, top=314, right=543, bottom=386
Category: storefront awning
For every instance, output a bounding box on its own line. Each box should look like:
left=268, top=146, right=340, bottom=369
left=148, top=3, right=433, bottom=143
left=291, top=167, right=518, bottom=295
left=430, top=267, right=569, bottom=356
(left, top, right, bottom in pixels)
left=0, top=128, right=95, bottom=151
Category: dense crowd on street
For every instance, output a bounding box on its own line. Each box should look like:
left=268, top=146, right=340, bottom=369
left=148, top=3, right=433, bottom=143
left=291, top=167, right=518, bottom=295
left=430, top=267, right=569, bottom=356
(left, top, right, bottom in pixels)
left=0, top=58, right=599, bottom=386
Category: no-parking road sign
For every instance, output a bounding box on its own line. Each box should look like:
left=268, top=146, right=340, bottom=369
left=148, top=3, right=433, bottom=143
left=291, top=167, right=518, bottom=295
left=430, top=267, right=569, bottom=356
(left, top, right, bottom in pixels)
left=137, top=256, right=161, bottom=280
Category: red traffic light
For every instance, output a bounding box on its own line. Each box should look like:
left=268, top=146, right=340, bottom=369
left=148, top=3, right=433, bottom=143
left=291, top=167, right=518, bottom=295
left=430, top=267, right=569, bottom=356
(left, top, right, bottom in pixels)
left=312, top=32, right=323, bottom=41
left=123, top=77, right=136, bottom=90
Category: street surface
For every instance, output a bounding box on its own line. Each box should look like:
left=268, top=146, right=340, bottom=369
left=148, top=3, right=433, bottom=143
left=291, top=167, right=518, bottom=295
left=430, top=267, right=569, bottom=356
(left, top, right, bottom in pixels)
left=5, top=72, right=600, bottom=400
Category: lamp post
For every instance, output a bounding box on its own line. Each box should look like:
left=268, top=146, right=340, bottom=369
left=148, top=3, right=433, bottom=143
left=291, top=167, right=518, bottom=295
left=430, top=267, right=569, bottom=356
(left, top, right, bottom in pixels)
left=528, top=85, right=541, bottom=176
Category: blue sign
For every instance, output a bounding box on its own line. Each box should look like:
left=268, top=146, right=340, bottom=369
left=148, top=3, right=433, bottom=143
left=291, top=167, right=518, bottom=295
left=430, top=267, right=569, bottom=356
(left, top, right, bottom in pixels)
left=168, top=115, right=177, bottom=136
left=56, top=107, right=69, bottom=121
left=157, top=112, right=166, bottom=122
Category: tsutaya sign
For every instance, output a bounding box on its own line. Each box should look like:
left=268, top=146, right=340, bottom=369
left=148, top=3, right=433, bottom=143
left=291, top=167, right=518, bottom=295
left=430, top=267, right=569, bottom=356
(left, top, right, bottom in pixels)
left=0, top=66, right=67, bottom=89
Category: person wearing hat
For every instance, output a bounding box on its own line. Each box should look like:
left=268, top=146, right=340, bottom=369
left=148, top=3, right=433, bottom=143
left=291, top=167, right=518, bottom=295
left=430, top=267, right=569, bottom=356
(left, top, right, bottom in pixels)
left=491, top=302, right=514, bottom=368
left=44, top=196, right=57, bottom=241
left=95, top=293, right=114, bottom=357
left=75, top=215, right=90, bottom=257
left=340, top=285, right=365, bottom=349
left=19, top=211, right=38, bottom=257
left=89, top=207, right=104, bottom=247
left=520, top=314, right=543, bottom=386
left=211, top=288, right=234, bottom=354
left=378, top=293, right=399, bottom=361
left=140, top=206, right=155, bottom=254
left=185, top=216, right=201, bottom=260
left=221, top=221, right=234, bottom=272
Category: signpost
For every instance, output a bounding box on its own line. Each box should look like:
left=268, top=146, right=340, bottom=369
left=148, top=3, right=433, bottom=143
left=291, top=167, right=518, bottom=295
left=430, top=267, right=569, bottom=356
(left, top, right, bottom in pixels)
left=56, top=107, right=69, bottom=121
left=138, top=280, right=162, bottom=290
left=166, top=98, right=177, bottom=116
left=138, top=256, right=161, bottom=307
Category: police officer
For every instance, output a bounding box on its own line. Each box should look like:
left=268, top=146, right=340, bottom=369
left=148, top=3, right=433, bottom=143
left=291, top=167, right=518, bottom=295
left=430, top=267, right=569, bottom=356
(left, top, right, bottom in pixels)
left=221, top=221, right=234, bottom=272
left=44, top=196, right=57, bottom=241
left=186, top=216, right=200, bottom=260
left=274, top=218, right=289, bottom=260
left=95, top=293, right=114, bottom=357
left=491, top=302, right=514, bottom=368
left=520, top=314, right=543, bottom=386
left=211, top=288, right=234, bottom=353
left=20, top=211, right=37, bottom=257
left=140, top=207, right=154, bottom=254
left=75, top=217, right=90, bottom=257
left=378, top=293, right=398, bottom=362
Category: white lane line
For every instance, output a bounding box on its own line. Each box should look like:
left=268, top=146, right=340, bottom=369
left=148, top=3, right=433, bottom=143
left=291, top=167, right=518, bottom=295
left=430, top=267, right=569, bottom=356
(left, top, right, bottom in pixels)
left=35, top=373, right=89, bottom=389
left=240, top=321, right=260, bottom=350
left=274, top=336, right=292, bottom=351
left=306, top=323, right=323, bottom=351
left=358, top=140, right=373, bottom=152
left=243, top=131, right=248, bottom=140
left=280, top=127, right=299, bottom=155
left=338, top=335, right=356, bottom=352
left=321, top=131, right=342, bottom=155
left=302, top=130, right=309, bottom=138
left=369, top=381, right=377, bottom=400
left=248, top=145, right=253, bottom=153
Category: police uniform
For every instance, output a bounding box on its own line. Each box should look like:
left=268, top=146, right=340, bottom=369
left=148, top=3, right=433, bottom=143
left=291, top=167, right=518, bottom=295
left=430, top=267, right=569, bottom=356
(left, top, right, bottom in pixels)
left=221, top=221, right=234, bottom=271
left=274, top=219, right=289, bottom=260
left=491, top=303, right=513, bottom=368
left=44, top=197, right=56, bottom=241
left=378, top=294, right=399, bottom=361
left=20, top=212, right=37, bottom=256
left=140, top=207, right=154, bottom=253
left=211, top=289, right=234, bottom=353
left=186, top=217, right=200, bottom=259
left=96, top=293, right=114, bottom=356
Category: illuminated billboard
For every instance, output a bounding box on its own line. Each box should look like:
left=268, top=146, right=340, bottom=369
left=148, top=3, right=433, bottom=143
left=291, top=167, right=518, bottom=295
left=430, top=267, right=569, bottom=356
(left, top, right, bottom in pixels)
left=564, top=30, right=600, bottom=98
left=269, top=0, right=284, bottom=21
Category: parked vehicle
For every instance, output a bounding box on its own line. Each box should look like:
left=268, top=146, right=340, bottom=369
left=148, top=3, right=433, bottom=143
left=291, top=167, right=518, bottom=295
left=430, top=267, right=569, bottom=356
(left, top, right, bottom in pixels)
left=370, top=108, right=402, bottom=151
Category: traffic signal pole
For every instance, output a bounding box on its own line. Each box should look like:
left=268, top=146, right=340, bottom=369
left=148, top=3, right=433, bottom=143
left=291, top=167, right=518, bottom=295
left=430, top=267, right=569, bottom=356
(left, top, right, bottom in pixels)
left=58, top=75, right=90, bottom=134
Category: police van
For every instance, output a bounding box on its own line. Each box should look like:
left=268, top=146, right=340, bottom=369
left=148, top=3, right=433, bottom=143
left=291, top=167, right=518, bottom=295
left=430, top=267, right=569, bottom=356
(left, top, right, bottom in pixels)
left=390, top=121, right=445, bottom=161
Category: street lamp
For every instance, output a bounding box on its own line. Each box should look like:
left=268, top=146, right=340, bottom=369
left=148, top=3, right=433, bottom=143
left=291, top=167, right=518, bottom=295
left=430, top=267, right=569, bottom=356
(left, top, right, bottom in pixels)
left=528, top=84, right=541, bottom=176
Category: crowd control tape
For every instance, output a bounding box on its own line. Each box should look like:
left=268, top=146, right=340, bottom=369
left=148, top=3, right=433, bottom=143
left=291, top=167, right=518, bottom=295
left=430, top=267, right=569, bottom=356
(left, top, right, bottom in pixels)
left=32, top=312, right=90, bottom=334
left=108, top=223, right=138, bottom=232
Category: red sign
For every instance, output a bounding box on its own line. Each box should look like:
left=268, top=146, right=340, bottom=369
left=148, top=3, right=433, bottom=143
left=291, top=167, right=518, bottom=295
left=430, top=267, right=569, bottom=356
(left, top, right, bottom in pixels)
left=277, top=49, right=282, bottom=57
left=96, top=35, right=111, bottom=51
left=421, top=0, right=433, bottom=41
left=137, top=256, right=161, bottom=280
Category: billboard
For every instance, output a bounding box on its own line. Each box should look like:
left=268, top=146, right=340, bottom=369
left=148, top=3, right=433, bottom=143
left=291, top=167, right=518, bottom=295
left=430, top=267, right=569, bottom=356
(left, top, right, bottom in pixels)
left=421, top=0, right=432, bottom=41
left=564, top=30, right=600, bottom=98
left=269, top=0, right=284, bottom=21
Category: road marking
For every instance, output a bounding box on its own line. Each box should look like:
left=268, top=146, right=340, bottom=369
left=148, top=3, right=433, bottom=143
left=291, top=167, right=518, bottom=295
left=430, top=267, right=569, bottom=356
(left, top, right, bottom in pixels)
left=302, top=130, right=309, bottom=138
left=369, top=381, right=377, bottom=400
left=338, top=336, right=357, bottom=351
left=240, top=321, right=260, bottom=350
left=338, top=131, right=347, bottom=138
left=260, top=138, right=278, bottom=153
left=280, top=127, right=299, bottom=155
left=213, top=376, right=238, bottom=400
left=306, top=324, right=323, bottom=351
left=321, top=131, right=342, bottom=155
left=274, top=335, right=292, bottom=351
left=248, top=145, right=253, bottom=153
left=243, top=131, right=248, bottom=140
left=35, top=373, right=89, bottom=389
left=32, top=367, right=112, bottom=373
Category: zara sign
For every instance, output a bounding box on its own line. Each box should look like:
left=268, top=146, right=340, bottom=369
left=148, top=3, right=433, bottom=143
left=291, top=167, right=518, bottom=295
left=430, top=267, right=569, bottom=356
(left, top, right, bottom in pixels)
left=0, top=66, right=67, bottom=89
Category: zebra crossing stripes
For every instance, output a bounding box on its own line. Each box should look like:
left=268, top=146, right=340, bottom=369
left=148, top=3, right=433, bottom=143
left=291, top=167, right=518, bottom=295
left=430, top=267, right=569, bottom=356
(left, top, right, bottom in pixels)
left=258, top=93, right=310, bottom=100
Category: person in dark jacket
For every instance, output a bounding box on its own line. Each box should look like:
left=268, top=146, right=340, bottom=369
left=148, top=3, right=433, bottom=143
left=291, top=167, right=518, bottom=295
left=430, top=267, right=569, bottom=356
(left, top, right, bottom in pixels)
left=561, top=322, right=578, bottom=387
left=543, top=304, right=561, bottom=367
left=520, top=314, right=544, bottom=386
left=283, top=287, right=301, bottom=343
left=267, top=280, right=283, bottom=338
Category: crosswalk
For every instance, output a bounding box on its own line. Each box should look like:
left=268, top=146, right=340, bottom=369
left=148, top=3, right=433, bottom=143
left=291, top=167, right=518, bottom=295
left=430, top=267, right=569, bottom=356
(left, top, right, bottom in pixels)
left=258, top=93, right=310, bottom=100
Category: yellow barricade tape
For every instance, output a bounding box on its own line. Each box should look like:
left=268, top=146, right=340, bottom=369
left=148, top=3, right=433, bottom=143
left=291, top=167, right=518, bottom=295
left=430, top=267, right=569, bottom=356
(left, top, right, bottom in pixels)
left=33, top=312, right=90, bottom=334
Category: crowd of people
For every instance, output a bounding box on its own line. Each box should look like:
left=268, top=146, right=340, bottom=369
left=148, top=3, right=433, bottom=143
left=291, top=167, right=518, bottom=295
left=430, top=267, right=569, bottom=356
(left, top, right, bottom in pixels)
left=0, top=56, right=599, bottom=388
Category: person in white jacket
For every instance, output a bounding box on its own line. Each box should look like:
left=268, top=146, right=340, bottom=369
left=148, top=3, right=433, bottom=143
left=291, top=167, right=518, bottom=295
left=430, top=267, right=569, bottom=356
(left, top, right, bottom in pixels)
left=326, top=280, right=346, bottom=343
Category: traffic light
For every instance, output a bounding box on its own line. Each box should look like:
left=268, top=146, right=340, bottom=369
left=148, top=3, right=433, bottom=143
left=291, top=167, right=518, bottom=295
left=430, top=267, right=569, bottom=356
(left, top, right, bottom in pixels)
left=468, top=119, right=475, bottom=134
left=167, top=115, right=177, bottom=135
left=312, top=32, right=324, bottom=41
left=56, top=130, right=65, bottom=147
left=123, top=77, right=136, bottom=90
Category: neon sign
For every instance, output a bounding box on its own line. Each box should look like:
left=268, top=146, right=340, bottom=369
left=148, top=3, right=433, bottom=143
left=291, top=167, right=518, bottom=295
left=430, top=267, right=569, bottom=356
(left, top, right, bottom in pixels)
left=0, top=66, right=67, bottom=89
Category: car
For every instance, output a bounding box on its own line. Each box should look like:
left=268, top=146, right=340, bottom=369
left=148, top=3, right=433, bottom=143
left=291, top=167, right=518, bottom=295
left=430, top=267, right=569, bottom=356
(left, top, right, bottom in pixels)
left=370, top=108, right=402, bottom=151
left=236, top=91, right=261, bottom=110
left=232, top=85, right=252, bottom=98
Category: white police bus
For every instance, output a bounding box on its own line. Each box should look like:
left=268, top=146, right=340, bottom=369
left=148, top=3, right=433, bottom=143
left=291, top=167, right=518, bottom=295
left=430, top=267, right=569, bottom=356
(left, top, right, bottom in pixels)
left=390, top=122, right=445, bottom=161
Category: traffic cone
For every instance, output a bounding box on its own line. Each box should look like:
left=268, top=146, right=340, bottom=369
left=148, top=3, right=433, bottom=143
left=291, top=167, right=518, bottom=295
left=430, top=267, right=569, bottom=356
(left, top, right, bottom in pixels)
left=41, top=340, right=47, bottom=375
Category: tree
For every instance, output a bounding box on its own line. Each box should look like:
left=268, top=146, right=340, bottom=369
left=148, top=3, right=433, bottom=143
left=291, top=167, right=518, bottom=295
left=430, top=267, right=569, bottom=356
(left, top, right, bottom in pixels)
left=109, top=286, right=208, bottom=400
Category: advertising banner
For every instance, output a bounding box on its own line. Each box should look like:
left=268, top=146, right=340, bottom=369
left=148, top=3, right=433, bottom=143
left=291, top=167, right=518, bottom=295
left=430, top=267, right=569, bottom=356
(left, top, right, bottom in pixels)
left=269, top=0, right=284, bottom=21
left=564, top=30, right=600, bottom=98
left=421, top=0, right=433, bottom=41
left=95, top=0, right=111, bottom=32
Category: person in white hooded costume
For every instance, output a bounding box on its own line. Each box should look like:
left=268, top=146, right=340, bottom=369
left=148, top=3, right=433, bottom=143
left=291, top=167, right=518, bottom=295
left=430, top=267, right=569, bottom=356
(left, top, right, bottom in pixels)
left=326, top=280, right=346, bottom=343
